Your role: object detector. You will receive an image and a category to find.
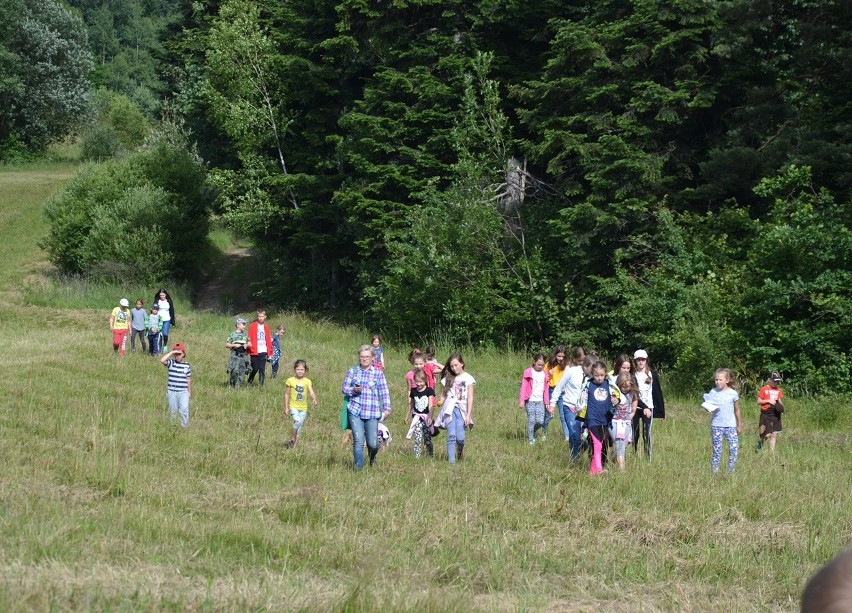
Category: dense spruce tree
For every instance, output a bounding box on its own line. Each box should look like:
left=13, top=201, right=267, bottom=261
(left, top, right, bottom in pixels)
left=164, top=0, right=850, bottom=391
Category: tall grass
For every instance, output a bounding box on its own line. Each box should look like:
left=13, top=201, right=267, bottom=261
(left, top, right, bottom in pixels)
left=0, top=164, right=849, bottom=611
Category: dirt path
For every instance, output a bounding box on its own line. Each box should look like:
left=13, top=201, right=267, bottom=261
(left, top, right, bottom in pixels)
left=191, top=245, right=259, bottom=314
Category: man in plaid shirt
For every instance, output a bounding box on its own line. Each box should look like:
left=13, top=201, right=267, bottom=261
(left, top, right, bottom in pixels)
left=342, top=345, right=392, bottom=468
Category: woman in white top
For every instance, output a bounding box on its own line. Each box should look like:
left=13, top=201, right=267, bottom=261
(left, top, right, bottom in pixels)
left=632, top=349, right=666, bottom=462
left=152, top=288, right=175, bottom=353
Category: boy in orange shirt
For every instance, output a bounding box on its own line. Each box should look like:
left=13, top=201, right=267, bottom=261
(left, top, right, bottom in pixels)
left=756, top=371, right=784, bottom=452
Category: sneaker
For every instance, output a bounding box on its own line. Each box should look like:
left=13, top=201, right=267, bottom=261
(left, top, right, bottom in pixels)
left=541, top=434, right=547, bottom=442
left=755, top=440, right=763, bottom=452
left=529, top=440, right=536, bottom=446
left=286, top=440, right=295, bottom=449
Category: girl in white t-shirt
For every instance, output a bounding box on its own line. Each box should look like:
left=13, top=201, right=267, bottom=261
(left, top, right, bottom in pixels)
left=704, top=368, right=743, bottom=474
left=438, top=353, right=476, bottom=464
left=519, top=353, right=550, bottom=445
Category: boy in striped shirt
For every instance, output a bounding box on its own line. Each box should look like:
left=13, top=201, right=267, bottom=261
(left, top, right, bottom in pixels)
left=160, top=343, right=192, bottom=427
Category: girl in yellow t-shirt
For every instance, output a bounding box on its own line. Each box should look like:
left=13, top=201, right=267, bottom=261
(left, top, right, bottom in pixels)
left=284, top=360, right=318, bottom=448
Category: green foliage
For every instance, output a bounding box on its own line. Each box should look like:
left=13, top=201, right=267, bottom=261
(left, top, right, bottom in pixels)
left=42, top=126, right=212, bottom=283
left=366, top=53, right=553, bottom=344
left=81, top=126, right=121, bottom=162
left=0, top=0, right=93, bottom=158
left=165, top=0, right=851, bottom=393
left=738, top=166, right=852, bottom=393
left=94, top=89, right=150, bottom=149
left=81, top=90, right=150, bottom=162
left=67, top=0, right=177, bottom=116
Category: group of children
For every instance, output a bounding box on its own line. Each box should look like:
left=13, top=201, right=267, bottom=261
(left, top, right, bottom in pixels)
left=109, top=290, right=175, bottom=357
left=514, top=345, right=785, bottom=475
left=120, top=299, right=784, bottom=472
left=224, top=310, right=286, bottom=388
left=397, top=347, right=475, bottom=464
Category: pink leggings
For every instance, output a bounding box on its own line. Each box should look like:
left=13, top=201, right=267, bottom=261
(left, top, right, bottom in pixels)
left=589, top=426, right=605, bottom=475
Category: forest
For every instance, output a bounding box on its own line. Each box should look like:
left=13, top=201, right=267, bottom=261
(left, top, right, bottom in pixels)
left=2, top=0, right=850, bottom=393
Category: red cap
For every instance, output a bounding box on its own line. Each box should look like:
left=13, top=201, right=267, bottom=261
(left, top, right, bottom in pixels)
left=173, top=343, right=186, bottom=354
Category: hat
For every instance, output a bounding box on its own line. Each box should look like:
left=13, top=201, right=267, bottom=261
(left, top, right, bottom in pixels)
left=119, top=298, right=129, bottom=307
left=235, top=317, right=247, bottom=325
left=633, top=349, right=648, bottom=359
left=173, top=343, right=186, bottom=354
left=770, top=371, right=783, bottom=383
left=151, top=304, right=159, bottom=310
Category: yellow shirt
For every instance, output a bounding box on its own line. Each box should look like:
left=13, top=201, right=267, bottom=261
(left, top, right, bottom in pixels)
left=111, top=307, right=130, bottom=330
left=547, top=363, right=566, bottom=387
left=285, top=376, right=313, bottom=411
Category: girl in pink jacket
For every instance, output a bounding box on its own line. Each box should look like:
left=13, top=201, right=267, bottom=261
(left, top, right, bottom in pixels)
left=519, top=353, right=551, bottom=445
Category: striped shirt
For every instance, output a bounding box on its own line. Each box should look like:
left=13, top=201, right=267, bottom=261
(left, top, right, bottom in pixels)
left=342, top=365, right=391, bottom=419
left=164, top=359, right=192, bottom=391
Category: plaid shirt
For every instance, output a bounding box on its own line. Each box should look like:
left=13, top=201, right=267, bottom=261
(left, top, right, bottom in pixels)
left=342, top=365, right=391, bottom=419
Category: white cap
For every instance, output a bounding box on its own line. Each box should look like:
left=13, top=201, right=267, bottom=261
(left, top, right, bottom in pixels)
left=633, top=349, right=648, bottom=359
left=119, top=298, right=129, bottom=307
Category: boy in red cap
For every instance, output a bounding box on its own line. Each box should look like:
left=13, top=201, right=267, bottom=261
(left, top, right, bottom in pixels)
left=161, top=343, right=192, bottom=427
left=756, top=371, right=784, bottom=452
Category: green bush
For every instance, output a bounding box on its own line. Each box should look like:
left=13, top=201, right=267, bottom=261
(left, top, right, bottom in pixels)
left=81, top=125, right=121, bottom=161
left=41, top=126, right=211, bottom=283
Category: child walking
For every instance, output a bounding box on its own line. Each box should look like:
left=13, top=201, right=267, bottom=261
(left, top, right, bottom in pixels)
left=704, top=368, right=743, bottom=473
left=578, top=361, right=618, bottom=475
left=225, top=317, right=251, bottom=388
left=283, top=359, right=318, bottom=448
left=130, top=299, right=147, bottom=353
left=757, top=371, right=784, bottom=452
left=519, top=352, right=551, bottom=445
left=405, top=349, right=426, bottom=388
left=407, top=369, right=435, bottom=458
left=610, top=373, right=638, bottom=470
left=146, top=304, right=163, bottom=356
left=270, top=325, right=285, bottom=379
left=160, top=343, right=191, bottom=427
left=371, top=335, right=386, bottom=370
left=109, top=298, right=131, bottom=356
left=436, top=353, right=475, bottom=464
left=423, top=346, right=443, bottom=389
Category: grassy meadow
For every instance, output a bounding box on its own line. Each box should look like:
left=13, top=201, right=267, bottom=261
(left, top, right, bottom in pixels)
left=0, top=162, right=850, bottom=612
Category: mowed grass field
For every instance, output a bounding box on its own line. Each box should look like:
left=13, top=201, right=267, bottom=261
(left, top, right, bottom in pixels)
left=0, top=162, right=850, bottom=612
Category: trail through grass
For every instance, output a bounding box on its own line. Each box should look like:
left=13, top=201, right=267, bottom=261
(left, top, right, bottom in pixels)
left=0, top=163, right=849, bottom=611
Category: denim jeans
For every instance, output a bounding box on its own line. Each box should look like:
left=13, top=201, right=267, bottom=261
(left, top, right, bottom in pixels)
left=167, top=389, right=189, bottom=427
left=560, top=402, right=582, bottom=460
left=350, top=415, right=379, bottom=469
left=447, top=407, right=466, bottom=464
